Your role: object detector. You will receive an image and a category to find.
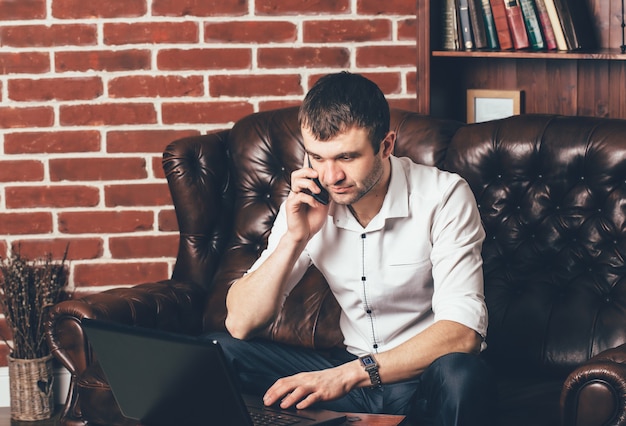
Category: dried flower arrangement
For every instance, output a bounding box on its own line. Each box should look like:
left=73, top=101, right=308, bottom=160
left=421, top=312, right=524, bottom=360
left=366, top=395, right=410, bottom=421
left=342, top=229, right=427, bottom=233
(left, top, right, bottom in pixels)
left=0, top=249, right=69, bottom=360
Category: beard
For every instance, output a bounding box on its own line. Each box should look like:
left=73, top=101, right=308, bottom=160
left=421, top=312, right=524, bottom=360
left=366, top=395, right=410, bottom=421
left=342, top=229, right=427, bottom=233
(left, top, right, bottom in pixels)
left=330, top=155, right=384, bottom=206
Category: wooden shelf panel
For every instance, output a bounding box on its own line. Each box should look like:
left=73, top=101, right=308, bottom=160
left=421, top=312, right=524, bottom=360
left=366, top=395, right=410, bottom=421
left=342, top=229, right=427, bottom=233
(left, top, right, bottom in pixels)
left=432, top=49, right=626, bottom=61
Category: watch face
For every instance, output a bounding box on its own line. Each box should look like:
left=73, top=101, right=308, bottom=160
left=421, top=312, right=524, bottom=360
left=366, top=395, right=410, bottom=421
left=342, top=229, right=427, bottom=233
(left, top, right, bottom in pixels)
left=361, top=355, right=375, bottom=366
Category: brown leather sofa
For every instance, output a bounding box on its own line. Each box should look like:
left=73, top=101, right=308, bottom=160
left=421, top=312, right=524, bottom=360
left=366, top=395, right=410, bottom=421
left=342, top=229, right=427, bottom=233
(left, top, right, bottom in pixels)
left=46, top=107, right=626, bottom=426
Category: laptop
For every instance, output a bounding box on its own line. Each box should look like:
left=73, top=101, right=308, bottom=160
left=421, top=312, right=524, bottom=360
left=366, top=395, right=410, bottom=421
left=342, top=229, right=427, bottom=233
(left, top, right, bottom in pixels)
left=80, top=318, right=347, bottom=426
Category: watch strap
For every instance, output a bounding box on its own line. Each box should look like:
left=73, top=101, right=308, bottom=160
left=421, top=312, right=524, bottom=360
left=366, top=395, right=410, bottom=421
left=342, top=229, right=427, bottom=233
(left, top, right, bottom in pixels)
left=359, top=354, right=382, bottom=388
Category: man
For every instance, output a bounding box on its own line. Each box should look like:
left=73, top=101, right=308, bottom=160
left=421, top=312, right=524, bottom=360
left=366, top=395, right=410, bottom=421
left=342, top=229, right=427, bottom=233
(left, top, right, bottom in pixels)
left=218, top=72, right=495, bottom=425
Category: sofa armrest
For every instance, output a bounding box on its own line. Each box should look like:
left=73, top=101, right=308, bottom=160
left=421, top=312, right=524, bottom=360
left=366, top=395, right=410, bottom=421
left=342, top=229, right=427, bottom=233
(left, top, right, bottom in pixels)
left=46, top=279, right=207, bottom=376
left=561, top=343, right=626, bottom=426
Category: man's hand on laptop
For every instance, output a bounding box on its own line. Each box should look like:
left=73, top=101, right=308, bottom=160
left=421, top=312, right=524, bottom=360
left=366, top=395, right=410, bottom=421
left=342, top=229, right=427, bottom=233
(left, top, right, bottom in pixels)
left=263, top=361, right=367, bottom=410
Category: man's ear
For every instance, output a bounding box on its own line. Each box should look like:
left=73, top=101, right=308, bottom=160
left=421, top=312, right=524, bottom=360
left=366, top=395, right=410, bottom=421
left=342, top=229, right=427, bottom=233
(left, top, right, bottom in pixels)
left=380, top=131, right=396, bottom=158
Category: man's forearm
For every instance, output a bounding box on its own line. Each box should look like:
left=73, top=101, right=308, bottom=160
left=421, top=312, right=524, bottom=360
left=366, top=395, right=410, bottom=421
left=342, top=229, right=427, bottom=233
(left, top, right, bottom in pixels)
left=225, top=233, right=307, bottom=340
left=375, top=320, right=482, bottom=385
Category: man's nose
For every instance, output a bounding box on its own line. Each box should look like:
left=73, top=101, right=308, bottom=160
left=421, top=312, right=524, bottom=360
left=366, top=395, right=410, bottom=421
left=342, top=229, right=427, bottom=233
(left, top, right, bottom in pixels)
left=321, top=162, right=344, bottom=185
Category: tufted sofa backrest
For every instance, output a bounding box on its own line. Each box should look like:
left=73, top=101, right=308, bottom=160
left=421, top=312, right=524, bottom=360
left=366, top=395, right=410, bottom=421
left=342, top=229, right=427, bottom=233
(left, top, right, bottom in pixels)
left=446, top=114, right=626, bottom=377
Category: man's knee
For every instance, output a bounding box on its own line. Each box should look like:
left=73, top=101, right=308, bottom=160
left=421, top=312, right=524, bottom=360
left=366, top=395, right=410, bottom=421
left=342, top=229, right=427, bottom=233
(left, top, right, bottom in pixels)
left=430, top=352, right=494, bottom=394
left=415, top=353, right=496, bottom=424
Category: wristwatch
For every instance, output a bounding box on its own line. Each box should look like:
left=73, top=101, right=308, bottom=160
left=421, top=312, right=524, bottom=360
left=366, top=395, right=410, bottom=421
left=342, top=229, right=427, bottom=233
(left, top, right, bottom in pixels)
left=359, top=354, right=382, bottom=388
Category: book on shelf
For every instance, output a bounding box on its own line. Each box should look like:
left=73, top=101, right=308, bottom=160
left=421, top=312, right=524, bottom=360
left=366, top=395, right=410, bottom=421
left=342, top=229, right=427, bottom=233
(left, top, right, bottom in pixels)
left=468, top=0, right=488, bottom=48
left=519, top=0, right=545, bottom=49
left=503, top=0, right=530, bottom=49
left=441, top=0, right=461, bottom=50
left=533, top=0, right=558, bottom=50
left=457, top=0, right=475, bottom=49
left=480, top=0, right=500, bottom=49
left=542, top=0, right=568, bottom=50
left=489, top=0, right=513, bottom=49
left=553, top=0, right=597, bottom=50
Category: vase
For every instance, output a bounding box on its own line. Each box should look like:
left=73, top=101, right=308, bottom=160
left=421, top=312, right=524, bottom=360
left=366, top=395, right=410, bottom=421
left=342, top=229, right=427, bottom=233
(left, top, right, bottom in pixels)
left=8, top=354, right=55, bottom=421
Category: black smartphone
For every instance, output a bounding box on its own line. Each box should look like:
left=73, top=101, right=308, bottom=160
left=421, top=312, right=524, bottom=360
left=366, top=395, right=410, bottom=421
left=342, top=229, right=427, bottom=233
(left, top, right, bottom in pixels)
left=302, top=157, right=329, bottom=205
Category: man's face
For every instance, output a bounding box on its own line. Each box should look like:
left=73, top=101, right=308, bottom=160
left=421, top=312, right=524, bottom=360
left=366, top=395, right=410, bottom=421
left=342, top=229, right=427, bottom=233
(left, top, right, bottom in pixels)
left=301, top=126, right=386, bottom=206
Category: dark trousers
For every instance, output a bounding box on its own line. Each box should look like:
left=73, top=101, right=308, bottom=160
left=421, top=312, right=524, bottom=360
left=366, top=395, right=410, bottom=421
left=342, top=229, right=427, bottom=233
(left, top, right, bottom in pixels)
left=204, top=332, right=497, bottom=426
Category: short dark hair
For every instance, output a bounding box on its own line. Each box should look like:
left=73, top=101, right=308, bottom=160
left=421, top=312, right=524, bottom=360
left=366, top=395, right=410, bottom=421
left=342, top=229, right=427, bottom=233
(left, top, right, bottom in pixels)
left=298, top=72, right=390, bottom=153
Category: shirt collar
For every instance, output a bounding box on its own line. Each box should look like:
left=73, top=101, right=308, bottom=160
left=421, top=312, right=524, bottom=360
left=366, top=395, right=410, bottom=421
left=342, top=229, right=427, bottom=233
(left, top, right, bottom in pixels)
left=330, top=156, right=410, bottom=232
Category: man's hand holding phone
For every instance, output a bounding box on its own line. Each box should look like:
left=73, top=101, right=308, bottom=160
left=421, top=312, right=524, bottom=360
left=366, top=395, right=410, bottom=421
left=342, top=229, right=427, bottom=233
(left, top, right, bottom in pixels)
left=285, top=156, right=330, bottom=243
left=302, top=157, right=329, bottom=205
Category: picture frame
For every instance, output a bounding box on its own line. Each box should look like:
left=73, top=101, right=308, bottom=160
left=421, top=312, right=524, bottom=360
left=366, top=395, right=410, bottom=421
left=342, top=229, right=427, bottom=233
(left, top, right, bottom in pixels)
left=467, top=89, right=522, bottom=124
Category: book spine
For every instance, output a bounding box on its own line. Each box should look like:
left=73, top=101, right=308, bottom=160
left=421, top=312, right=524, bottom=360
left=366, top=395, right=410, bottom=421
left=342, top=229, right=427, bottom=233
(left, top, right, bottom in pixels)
left=503, top=0, right=530, bottom=49
left=443, top=0, right=461, bottom=50
left=457, top=0, right=475, bottom=49
left=533, top=0, right=557, bottom=50
left=542, top=0, right=568, bottom=50
left=468, top=0, right=488, bottom=48
left=480, top=0, right=500, bottom=48
left=489, top=0, right=513, bottom=49
left=519, top=0, right=545, bottom=49
left=553, top=0, right=579, bottom=49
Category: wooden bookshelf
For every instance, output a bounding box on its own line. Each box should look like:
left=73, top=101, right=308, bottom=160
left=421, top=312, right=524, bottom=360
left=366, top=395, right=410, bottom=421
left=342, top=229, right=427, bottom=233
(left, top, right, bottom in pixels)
left=416, top=0, right=626, bottom=121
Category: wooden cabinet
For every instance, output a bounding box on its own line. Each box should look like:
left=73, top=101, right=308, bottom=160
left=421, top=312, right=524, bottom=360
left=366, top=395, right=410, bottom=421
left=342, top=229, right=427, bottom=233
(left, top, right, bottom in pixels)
left=416, top=0, right=626, bottom=121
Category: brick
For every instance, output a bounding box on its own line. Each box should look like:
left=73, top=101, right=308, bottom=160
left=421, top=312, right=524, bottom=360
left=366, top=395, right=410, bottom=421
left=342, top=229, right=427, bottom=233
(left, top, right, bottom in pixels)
left=73, top=262, right=169, bottom=287
left=0, top=319, right=11, bottom=348
left=0, top=0, right=46, bottom=20
left=157, top=48, right=251, bottom=71
left=406, top=71, right=416, bottom=94
left=49, top=157, right=147, bottom=181
left=6, top=185, right=100, bottom=208
left=0, top=160, right=44, bottom=182
left=52, top=0, right=147, bottom=19
left=12, top=238, right=103, bottom=261
left=0, top=25, right=97, bottom=47
left=204, top=21, right=297, bottom=43
left=60, top=103, right=157, bottom=126
left=105, top=183, right=172, bottom=207
left=152, top=0, right=247, bottom=17
left=8, top=77, right=103, bottom=101
left=108, top=75, right=204, bottom=99
left=0, top=107, right=53, bottom=128
left=110, top=235, right=179, bottom=259
left=153, top=157, right=166, bottom=179
left=104, top=22, right=198, bottom=45
left=0, top=343, right=9, bottom=367
left=259, top=99, right=303, bottom=111
left=0, top=52, right=49, bottom=75
left=303, top=19, right=391, bottom=43
left=4, top=131, right=101, bottom=154
left=258, top=47, right=350, bottom=69
left=307, top=72, right=402, bottom=95
left=58, top=211, right=154, bottom=234
left=0, top=212, right=52, bottom=235
left=107, top=129, right=201, bottom=153
left=162, top=101, right=253, bottom=124
left=356, top=45, right=417, bottom=68
left=357, top=0, right=416, bottom=15
left=158, top=209, right=178, bottom=232
left=389, top=98, right=417, bottom=112
left=256, top=0, right=349, bottom=15
left=398, top=18, right=417, bottom=41
left=209, top=74, right=302, bottom=97
left=55, top=50, right=151, bottom=72
left=361, top=72, right=403, bottom=94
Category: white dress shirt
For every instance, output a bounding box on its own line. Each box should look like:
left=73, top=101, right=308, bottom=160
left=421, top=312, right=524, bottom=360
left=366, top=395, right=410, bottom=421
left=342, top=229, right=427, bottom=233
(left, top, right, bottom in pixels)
left=249, top=155, right=488, bottom=356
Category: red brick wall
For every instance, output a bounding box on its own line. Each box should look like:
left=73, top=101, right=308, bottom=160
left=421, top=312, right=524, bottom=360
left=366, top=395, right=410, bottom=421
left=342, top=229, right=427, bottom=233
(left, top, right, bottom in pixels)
left=0, top=0, right=417, bottom=361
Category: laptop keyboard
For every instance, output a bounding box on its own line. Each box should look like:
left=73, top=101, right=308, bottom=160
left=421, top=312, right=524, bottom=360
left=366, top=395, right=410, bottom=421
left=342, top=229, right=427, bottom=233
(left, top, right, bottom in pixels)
left=249, top=409, right=302, bottom=425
